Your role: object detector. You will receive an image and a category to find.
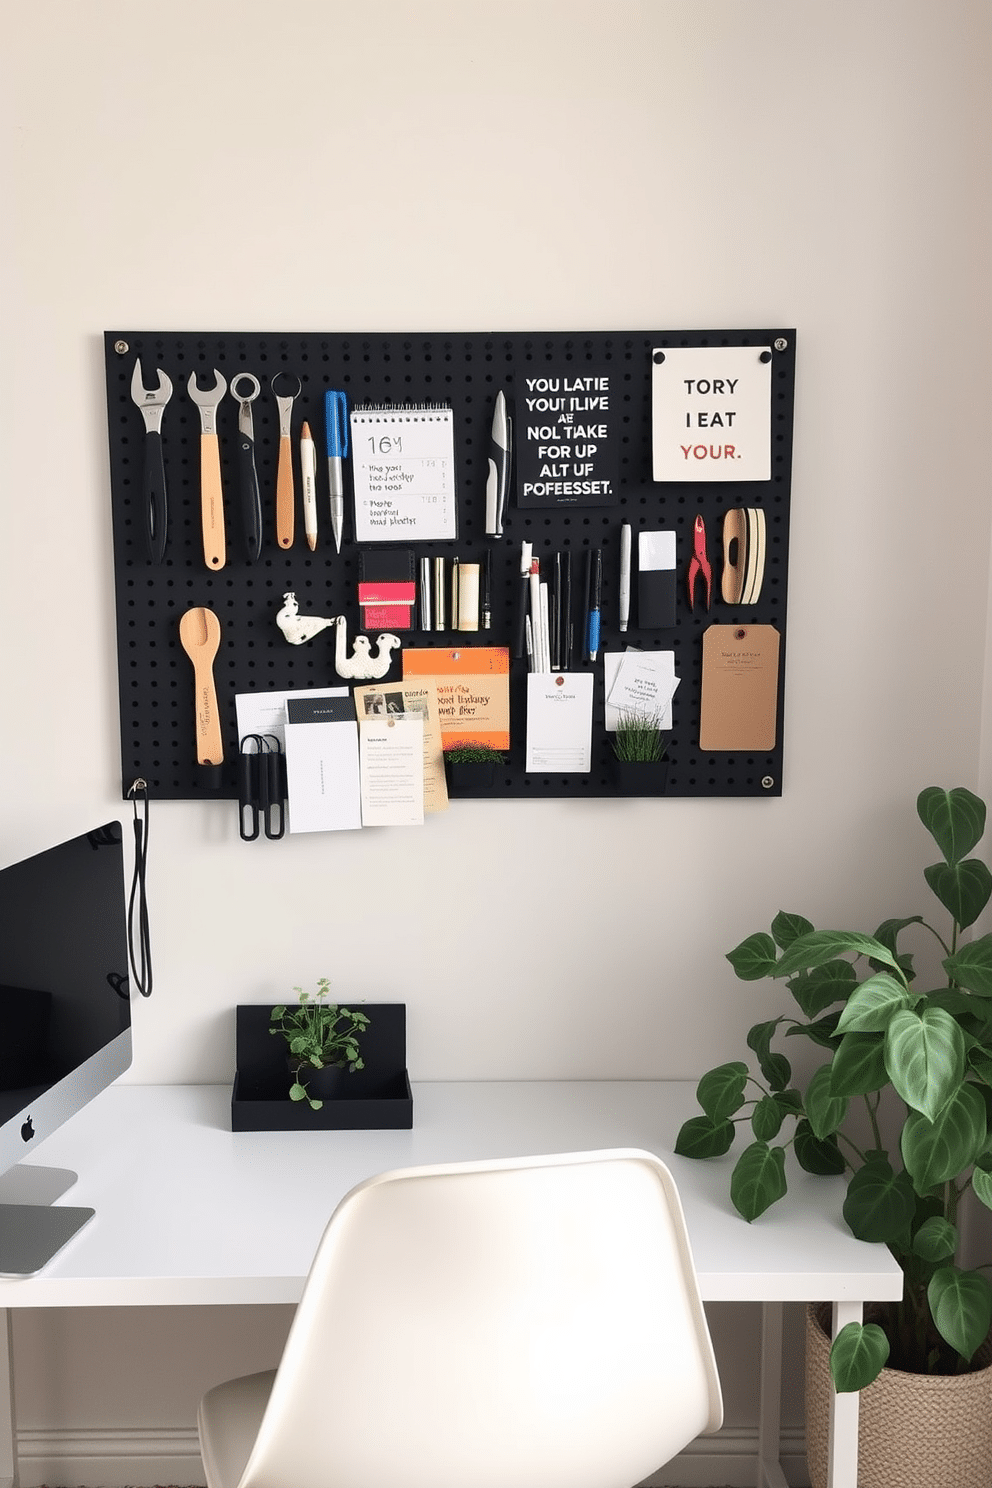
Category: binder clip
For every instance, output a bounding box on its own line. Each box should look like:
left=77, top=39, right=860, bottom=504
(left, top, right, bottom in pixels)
left=238, top=735, right=286, bottom=841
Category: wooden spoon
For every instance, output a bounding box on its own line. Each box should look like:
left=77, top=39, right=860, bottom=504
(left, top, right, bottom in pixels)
left=178, top=607, right=223, bottom=765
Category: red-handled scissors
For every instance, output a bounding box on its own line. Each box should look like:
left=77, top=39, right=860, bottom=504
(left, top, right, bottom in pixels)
left=687, top=514, right=712, bottom=610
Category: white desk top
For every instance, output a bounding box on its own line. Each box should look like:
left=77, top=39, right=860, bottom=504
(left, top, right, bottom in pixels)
left=0, top=1081, right=902, bottom=1308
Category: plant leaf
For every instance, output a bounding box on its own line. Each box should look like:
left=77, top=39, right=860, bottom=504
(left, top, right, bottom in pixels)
left=873, top=915, right=924, bottom=955
left=843, top=1158, right=917, bottom=1244
left=774, top=930, right=902, bottom=979
left=901, top=1083, right=987, bottom=1192
left=911, top=1216, right=958, bottom=1263
left=794, top=1120, right=846, bottom=1175
left=788, top=961, right=857, bottom=1019
left=972, top=1165, right=992, bottom=1212
left=726, top=932, right=779, bottom=981
left=835, top=972, right=914, bottom=1035
left=746, top=1020, right=790, bottom=1089
left=829, top=1031, right=888, bottom=1097
left=829, top=1321, right=890, bottom=1392
left=805, top=1063, right=848, bottom=1139
left=771, top=911, right=815, bottom=950
left=696, top=1062, right=749, bottom=1121
left=785, top=1010, right=843, bottom=1050
left=917, top=786, right=986, bottom=867
left=674, top=1114, right=736, bottom=1159
left=885, top=1006, right=966, bottom=1120
left=928, top=1267, right=992, bottom=1361
left=729, top=1141, right=787, bottom=1220
left=751, top=1095, right=786, bottom=1142
left=924, top=860, right=992, bottom=931
left=945, top=934, right=992, bottom=996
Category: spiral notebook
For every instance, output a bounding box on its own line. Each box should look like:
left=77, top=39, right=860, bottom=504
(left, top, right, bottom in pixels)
left=350, top=403, right=457, bottom=543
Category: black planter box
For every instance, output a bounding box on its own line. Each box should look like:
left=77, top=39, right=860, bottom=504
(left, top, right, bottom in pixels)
left=231, top=1002, right=413, bottom=1131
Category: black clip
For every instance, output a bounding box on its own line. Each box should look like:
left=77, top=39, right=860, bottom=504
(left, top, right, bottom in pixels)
left=239, top=735, right=286, bottom=841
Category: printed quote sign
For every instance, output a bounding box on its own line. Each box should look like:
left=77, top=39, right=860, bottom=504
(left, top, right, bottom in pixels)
left=514, top=363, right=620, bottom=509
left=651, top=345, right=772, bottom=482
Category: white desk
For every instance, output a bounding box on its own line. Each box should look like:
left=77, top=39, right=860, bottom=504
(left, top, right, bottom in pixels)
left=0, top=1082, right=901, bottom=1488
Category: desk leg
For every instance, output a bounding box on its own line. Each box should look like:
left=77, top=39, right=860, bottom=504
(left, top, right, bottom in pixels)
left=826, top=1301, right=862, bottom=1488
left=0, top=1310, right=14, bottom=1488
left=757, top=1302, right=788, bottom=1488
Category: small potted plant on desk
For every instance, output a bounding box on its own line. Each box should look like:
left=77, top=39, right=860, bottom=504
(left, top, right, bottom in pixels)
left=269, top=979, right=370, bottom=1110
left=443, top=742, right=506, bottom=795
left=611, top=710, right=669, bottom=795
left=675, top=786, right=992, bottom=1488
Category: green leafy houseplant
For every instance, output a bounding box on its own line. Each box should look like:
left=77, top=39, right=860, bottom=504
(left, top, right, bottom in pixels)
left=611, top=710, right=668, bottom=763
left=676, top=787, right=992, bottom=1393
left=269, top=979, right=370, bottom=1110
left=442, top=744, right=506, bottom=765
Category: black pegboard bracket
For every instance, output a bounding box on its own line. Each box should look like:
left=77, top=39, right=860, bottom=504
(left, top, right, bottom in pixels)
left=105, top=329, right=795, bottom=801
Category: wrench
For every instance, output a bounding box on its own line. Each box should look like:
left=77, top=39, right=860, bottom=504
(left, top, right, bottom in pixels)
left=271, top=371, right=302, bottom=550
left=187, top=369, right=228, bottom=570
left=230, top=373, right=263, bottom=562
left=130, top=360, right=173, bottom=564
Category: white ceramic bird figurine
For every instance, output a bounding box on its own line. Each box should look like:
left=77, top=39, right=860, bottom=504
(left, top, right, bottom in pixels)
left=275, top=592, right=336, bottom=646
left=333, top=616, right=401, bottom=680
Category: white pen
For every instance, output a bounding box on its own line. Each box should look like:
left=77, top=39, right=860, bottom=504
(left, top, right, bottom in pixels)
left=300, top=422, right=318, bottom=552
left=619, top=521, right=632, bottom=632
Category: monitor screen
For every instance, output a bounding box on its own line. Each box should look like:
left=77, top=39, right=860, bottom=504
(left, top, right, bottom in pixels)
left=0, top=821, right=132, bottom=1273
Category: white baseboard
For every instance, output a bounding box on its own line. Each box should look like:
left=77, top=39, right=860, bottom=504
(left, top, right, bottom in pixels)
left=14, top=1425, right=811, bottom=1488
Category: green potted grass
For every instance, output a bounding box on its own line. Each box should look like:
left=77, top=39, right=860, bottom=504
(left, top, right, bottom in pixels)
left=675, top=786, right=992, bottom=1487
left=443, top=743, right=506, bottom=795
left=269, top=979, right=370, bottom=1110
left=611, top=710, right=669, bottom=795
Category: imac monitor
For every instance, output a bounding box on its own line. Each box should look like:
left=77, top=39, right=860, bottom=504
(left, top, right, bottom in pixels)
left=0, top=821, right=132, bottom=1274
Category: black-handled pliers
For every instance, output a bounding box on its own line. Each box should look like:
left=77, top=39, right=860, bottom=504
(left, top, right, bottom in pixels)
left=230, top=373, right=263, bottom=563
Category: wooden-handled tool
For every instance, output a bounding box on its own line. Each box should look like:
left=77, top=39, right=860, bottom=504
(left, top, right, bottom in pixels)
left=272, top=371, right=302, bottom=550
left=187, top=370, right=228, bottom=570
left=721, top=507, right=766, bottom=605
left=179, top=607, right=224, bottom=766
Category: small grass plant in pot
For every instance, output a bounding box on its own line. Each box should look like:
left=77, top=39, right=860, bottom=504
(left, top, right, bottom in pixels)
left=611, top=710, right=669, bottom=794
left=443, top=742, right=506, bottom=795
left=269, top=979, right=370, bottom=1110
left=676, top=786, right=992, bottom=1405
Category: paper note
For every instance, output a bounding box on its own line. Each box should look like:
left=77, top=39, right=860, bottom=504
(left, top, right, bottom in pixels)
left=235, top=687, right=348, bottom=752
left=604, top=650, right=679, bottom=730
left=402, top=647, right=510, bottom=750
left=284, top=695, right=362, bottom=833
left=652, top=345, right=772, bottom=482
left=350, top=406, right=457, bottom=542
left=359, top=717, right=424, bottom=827
left=353, top=679, right=448, bottom=814
left=525, top=672, right=594, bottom=773
left=699, top=624, right=780, bottom=750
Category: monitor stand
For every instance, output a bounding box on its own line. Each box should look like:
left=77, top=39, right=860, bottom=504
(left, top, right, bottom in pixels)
left=0, top=1165, right=94, bottom=1276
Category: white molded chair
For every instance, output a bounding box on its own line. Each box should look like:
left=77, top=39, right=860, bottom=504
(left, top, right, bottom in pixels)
left=198, top=1148, right=723, bottom=1488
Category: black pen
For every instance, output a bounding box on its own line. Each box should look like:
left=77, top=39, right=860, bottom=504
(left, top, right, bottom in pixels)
left=581, top=547, right=592, bottom=661
left=588, top=548, right=603, bottom=661
left=551, top=551, right=562, bottom=671
left=562, top=550, right=572, bottom=669
left=481, top=549, right=492, bottom=630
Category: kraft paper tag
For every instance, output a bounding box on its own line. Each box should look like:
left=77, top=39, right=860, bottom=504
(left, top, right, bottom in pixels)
left=699, top=624, right=780, bottom=751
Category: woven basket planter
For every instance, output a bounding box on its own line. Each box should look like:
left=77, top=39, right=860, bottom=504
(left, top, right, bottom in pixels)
left=805, top=1302, right=992, bottom=1488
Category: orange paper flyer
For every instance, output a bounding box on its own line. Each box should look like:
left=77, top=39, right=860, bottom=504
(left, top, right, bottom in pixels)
left=401, top=647, right=510, bottom=750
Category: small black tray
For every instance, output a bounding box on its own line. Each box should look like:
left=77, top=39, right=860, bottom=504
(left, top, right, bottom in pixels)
left=231, top=1002, right=413, bottom=1131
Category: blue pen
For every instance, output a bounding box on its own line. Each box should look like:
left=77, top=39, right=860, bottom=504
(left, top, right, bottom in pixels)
left=324, top=391, right=349, bottom=554
left=587, top=548, right=603, bottom=661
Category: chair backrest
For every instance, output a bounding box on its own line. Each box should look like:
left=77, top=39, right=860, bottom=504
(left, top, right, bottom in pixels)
left=239, top=1148, right=723, bottom=1488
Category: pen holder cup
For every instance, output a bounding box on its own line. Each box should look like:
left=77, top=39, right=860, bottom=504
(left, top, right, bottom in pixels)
left=611, top=759, right=670, bottom=797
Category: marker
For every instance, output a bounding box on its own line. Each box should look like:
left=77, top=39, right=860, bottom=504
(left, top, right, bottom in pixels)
left=619, top=522, right=632, bottom=633
left=324, top=390, right=348, bottom=554
left=300, top=423, right=318, bottom=551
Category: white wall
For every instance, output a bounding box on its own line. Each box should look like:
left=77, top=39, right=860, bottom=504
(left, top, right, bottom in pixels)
left=3, top=2, right=991, bottom=1485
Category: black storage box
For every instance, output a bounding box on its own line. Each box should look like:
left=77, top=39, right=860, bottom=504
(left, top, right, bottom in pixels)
left=231, top=1002, right=413, bottom=1131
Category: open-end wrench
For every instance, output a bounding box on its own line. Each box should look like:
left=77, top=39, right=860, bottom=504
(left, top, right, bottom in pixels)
left=187, top=369, right=228, bottom=570
left=230, top=373, right=263, bottom=562
left=130, top=360, right=173, bottom=564
left=271, top=371, right=302, bottom=550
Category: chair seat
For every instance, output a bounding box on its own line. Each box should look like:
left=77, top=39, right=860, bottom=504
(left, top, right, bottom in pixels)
left=198, top=1370, right=275, bottom=1488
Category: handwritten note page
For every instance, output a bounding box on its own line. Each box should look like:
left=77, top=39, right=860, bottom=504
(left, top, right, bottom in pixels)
left=350, top=406, right=457, bottom=542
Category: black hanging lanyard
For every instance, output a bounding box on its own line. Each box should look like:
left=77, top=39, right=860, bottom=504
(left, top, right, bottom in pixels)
left=126, top=779, right=153, bottom=997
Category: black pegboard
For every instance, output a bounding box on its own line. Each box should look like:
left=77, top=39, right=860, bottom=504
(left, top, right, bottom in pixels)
left=104, top=329, right=795, bottom=801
